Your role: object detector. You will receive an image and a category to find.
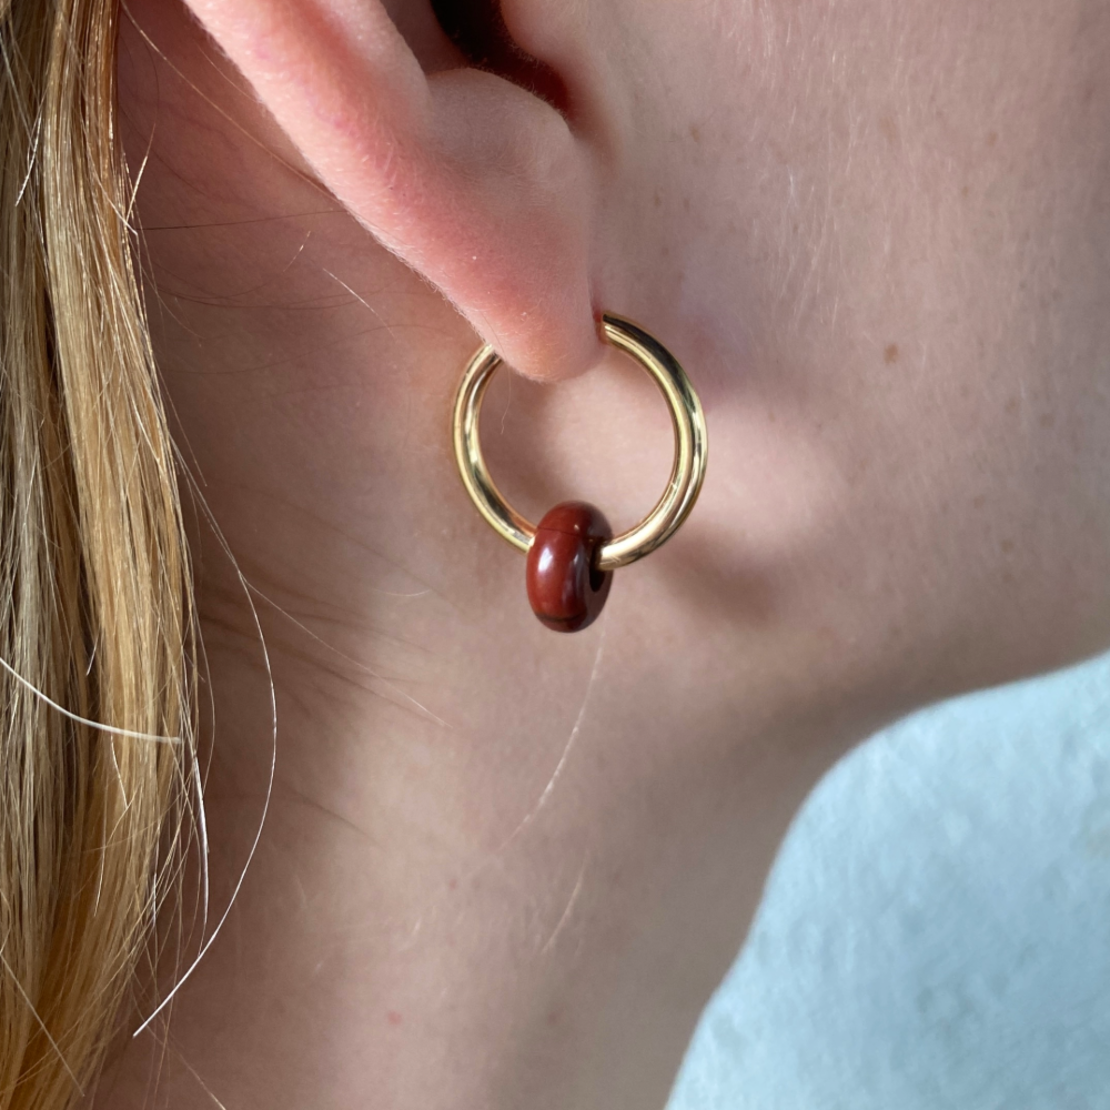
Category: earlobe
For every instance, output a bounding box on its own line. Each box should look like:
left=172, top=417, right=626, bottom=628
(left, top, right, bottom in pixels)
left=178, top=0, right=604, bottom=381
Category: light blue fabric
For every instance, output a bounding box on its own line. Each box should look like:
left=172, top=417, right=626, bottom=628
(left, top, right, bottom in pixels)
left=667, top=651, right=1110, bottom=1110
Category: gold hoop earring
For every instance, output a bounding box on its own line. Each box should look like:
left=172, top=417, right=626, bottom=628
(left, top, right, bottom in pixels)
left=452, top=313, right=708, bottom=632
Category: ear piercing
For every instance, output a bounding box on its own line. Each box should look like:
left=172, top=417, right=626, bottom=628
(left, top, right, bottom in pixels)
left=452, top=314, right=708, bottom=632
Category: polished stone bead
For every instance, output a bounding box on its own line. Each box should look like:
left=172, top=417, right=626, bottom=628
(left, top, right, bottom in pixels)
left=525, top=501, right=613, bottom=632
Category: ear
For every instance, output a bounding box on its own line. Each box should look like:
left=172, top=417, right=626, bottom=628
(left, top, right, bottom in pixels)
left=177, top=0, right=604, bottom=382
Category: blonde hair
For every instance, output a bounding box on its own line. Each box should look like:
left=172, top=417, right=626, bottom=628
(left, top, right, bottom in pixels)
left=1, top=0, right=195, bottom=1105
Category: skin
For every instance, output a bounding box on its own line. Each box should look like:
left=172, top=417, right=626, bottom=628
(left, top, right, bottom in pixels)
left=88, top=0, right=1110, bottom=1107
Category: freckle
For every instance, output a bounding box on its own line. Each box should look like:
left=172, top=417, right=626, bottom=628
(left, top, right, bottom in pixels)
left=653, top=190, right=662, bottom=208
left=1001, top=539, right=1015, bottom=555
left=689, top=124, right=701, bottom=142
left=547, top=1008, right=561, bottom=1027
left=884, top=343, right=899, bottom=365
left=1001, top=567, right=1015, bottom=586
left=961, top=185, right=970, bottom=198
left=387, top=1011, right=403, bottom=1026
left=1039, top=411, right=1056, bottom=429
left=972, top=495, right=986, bottom=509
left=986, top=131, right=998, bottom=147
left=1004, top=397, right=1019, bottom=415
left=448, top=877, right=458, bottom=890
left=878, top=115, right=897, bottom=145
left=683, top=197, right=691, bottom=212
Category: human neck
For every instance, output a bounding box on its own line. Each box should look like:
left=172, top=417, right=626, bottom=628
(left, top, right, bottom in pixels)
left=97, top=249, right=872, bottom=1108
left=97, top=603, right=867, bottom=1110
left=86, top=230, right=875, bottom=1105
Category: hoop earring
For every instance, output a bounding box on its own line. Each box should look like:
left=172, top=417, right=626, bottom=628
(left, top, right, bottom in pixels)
left=452, top=313, right=708, bottom=632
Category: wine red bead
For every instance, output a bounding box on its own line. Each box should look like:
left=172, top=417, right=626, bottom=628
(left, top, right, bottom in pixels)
left=525, top=501, right=613, bottom=632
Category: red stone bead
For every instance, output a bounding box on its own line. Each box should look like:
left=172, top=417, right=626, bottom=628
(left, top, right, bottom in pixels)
left=525, top=501, right=613, bottom=632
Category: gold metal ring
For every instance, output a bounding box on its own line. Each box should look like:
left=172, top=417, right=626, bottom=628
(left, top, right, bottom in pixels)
left=452, top=313, right=708, bottom=571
